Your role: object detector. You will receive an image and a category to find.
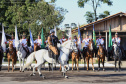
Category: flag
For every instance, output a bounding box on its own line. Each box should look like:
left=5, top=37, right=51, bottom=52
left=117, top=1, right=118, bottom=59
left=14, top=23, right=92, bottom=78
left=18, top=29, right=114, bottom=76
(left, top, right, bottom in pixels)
left=54, top=27, right=57, bottom=37
left=29, top=28, right=34, bottom=48
left=78, top=24, right=81, bottom=50
left=68, top=27, right=72, bottom=40
left=108, top=25, right=113, bottom=51
left=93, top=24, right=97, bottom=49
left=1, top=24, right=7, bottom=52
left=15, top=25, right=19, bottom=48
left=41, top=28, right=45, bottom=49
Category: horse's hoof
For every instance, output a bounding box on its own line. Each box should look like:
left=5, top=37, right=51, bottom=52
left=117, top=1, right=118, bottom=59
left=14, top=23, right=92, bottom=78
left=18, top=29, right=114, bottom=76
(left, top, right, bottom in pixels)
left=22, top=71, right=24, bottom=72
left=93, top=69, right=95, bottom=72
left=65, top=76, right=69, bottom=79
left=20, top=71, right=21, bottom=72
left=103, top=69, right=105, bottom=71
left=40, top=74, right=45, bottom=79
left=30, top=73, right=35, bottom=76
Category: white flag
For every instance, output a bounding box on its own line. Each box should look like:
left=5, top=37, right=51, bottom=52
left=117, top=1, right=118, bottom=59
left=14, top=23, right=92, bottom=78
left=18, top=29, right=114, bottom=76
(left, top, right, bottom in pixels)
left=54, top=27, right=57, bottom=36
left=68, top=27, right=72, bottom=40
left=15, top=25, right=19, bottom=48
left=1, top=24, right=7, bottom=52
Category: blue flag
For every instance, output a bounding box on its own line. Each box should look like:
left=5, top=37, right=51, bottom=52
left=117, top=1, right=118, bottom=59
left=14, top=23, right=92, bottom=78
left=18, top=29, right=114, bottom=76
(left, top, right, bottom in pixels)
left=29, top=28, right=34, bottom=48
left=78, top=24, right=81, bottom=50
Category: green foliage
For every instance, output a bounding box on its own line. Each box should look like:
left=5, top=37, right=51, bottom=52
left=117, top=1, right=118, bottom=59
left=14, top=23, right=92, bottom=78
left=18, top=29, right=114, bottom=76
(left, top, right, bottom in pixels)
left=77, top=0, right=113, bottom=23
left=0, top=0, right=67, bottom=40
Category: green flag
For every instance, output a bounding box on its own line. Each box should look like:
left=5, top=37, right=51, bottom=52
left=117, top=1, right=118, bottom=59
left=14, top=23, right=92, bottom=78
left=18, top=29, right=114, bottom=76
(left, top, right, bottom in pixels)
left=108, top=25, right=113, bottom=51
left=41, top=28, right=45, bottom=49
left=93, top=24, right=97, bottom=49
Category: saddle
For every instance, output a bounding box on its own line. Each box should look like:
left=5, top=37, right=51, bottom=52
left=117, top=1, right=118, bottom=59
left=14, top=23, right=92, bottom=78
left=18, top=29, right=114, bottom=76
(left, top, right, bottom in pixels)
left=23, top=47, right=30, bottom=58
left=48, top=47, right=60, bottom=63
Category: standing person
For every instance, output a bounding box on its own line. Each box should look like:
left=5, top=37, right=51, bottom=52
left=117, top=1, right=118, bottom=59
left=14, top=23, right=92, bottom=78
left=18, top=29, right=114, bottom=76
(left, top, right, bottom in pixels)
left=82, top=34, right=90, bottom=57
left=34, top=34, right=42, bottom=49
left=20, top=32, right=29, bottom=57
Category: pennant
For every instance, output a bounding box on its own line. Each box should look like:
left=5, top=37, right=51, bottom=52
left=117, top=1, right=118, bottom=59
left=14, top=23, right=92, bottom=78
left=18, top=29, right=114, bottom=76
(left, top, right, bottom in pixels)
left=15, top=25, right=19, bottom=48
left=29, top=28, right=34, bottom=48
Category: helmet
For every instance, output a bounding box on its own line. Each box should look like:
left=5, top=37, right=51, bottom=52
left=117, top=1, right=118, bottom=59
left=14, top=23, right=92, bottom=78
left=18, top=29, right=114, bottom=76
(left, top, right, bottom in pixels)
left=50, top=29, right=55, bottom=34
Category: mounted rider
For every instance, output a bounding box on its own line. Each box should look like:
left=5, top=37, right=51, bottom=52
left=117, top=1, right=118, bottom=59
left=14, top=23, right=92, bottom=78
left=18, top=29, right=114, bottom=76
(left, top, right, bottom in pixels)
left=59, top=35, right=67, bottom=44
left=96, top=33, right=105, bottom=55
left=82, top=34, right=90, bottom=57
left=20, top=32, right=29, bottom=57
left=112, top=32, right=125, bottom=56
left=6, top=34, right=16, bottom=57
left=48, top=29, right=61, bottom=61
left=34, top=34, right=42, bottom=49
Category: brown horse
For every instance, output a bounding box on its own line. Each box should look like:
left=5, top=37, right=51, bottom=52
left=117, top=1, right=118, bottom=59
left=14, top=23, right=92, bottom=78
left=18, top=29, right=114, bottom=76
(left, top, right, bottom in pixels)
left=84, top=39, right=95, bottom=71
left=97, top=44, right=105, bottom=71
left=0, top=46, right=3, bottom=71
left=7, top=41, right=17, bottom=72
left=71, top=51, right=79, bottom=71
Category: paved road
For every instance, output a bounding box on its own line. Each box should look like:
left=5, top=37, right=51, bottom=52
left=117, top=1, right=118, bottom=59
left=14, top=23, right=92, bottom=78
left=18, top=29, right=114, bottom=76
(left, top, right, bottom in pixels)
left=0, top=66, right=126, bottom=84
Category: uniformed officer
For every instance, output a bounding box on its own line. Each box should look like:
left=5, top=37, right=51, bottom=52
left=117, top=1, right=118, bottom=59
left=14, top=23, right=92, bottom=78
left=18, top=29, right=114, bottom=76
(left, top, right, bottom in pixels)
left=20, top=32, right=29, bottom=57
left=59, top=35, right=67, bottom=44
left=34, top=34, right=42, bottom=48
left=96, top=33, right=105, bottom=55
left=112, top=33, right=120, bottom=46
left=73, top=35, right=78, bottom=43
left=112, top=32, right=125, bottom=56
left=6, top=34, right=16, bottom=56
left=48, top=29, right=60, bottom=61
left=82, top=34, right=90, bottom=57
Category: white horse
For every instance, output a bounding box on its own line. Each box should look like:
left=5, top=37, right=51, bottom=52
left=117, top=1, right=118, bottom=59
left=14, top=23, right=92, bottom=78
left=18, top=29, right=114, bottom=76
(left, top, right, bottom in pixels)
left=22, top=40, right=78, bottom=78
left=17, top=42, right=33, bottom=72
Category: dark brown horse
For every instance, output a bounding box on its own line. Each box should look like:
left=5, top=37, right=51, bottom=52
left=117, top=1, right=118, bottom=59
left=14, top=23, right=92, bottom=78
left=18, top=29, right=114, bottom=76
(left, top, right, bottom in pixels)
left=7, top=41, right=17, bottom=72
left=0, top=46, right=3, bottom=71
left=97, top=44, right=105, bottom=71
left=84, top=39, right=95, bottom=71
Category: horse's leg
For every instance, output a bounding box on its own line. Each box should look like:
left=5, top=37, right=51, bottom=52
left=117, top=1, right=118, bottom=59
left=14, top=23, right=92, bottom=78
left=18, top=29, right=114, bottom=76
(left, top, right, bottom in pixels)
left=37, top=64, right=45, bottom=79
left=114, top=58, right=117, bottom=72
left=91, top=57, right=95, bottom=71
left=8, top=58, right=10, bottom=72
left=118, top=59, right=121, bottom=72
left=30, top=62, right=42, bottom=76
left=72, top=58, right=74, bottom=71
left=54, top=64, right=56, bottom=70
left=76, top=58, right=79, bottom=71
left=86, top=57, right=89, bottom=71
left=12, top=59, right=14, bottom=72
left=61, top=62, right=68, bottom=78
left=84, top=57, right=86, bottom=70
left=102, top=58, right=105, bottom=71
left=98, top=57, right=100, bottom=71
left=35, top=59, right=37, bottom=71
left=19, top=58, right=22, bottom=72
left=75, top=59, right=77, bottom=70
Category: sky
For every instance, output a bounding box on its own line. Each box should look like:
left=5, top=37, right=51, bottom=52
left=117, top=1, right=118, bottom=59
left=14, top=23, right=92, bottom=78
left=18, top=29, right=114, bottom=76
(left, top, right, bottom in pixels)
left=47, top=0, right=126, bottom=28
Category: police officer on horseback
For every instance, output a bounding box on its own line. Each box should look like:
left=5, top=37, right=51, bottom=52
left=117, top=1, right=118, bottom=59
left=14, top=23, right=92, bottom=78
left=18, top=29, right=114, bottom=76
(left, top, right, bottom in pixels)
left=20, top=32, right=29, bottom=57
left=96, top=33, right=106, bottom=55
left=48, top=29, right=61, bottom=62
left=112, top=32, right=125, bottom=57
left=34, top=33, right=42, bottom=49
left=6, top=34, right=16, bottom=57
left=82, top=34, right=90, bottom=57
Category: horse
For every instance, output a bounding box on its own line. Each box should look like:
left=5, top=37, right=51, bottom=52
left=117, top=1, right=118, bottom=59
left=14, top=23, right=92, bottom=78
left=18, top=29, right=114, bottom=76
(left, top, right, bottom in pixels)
left=84, top=39, right=95, bottom=71
left=22, top=40, right=78, bottom=78
left=7, top=41, right=17, bottom=72
left=17, top=42, right=33, bottom=72
left=97, top=44, right=105, bottom=71
left=71, top=51, right=79, bottom=71
left=0, top=46, right=4, bottom=71
left=113, top=42, right=122, bottom=72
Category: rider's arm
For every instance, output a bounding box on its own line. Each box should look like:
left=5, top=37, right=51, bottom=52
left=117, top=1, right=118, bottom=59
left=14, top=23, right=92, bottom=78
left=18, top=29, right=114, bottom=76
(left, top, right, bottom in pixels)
left=48, top=36, right=52, bottom=45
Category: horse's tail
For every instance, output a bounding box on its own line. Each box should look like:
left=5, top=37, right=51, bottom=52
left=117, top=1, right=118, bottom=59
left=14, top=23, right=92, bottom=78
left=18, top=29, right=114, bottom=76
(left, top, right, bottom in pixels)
left=22, top=52, right=36, bottom=71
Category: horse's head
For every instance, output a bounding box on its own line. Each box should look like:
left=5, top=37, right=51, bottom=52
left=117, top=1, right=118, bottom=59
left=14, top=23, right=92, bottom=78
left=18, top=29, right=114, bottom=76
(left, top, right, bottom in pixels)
left=88, top=39, right=94, bottom=51
left=9, top=41, right=13, bottom=50
left=99, top=44, right=103, bottom=49
left=17, top=42, right=23, bottom=51
left=70, top=41, right=78, bottom=53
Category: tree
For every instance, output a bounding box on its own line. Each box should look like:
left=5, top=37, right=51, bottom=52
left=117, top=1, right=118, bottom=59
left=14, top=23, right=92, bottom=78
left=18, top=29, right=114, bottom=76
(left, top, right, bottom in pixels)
left=77, top=0, right=113, bottom=21
left=85, top=10, right=110, bottom=23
